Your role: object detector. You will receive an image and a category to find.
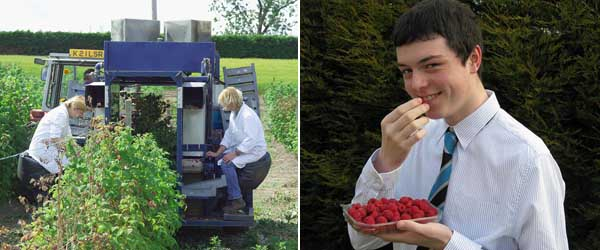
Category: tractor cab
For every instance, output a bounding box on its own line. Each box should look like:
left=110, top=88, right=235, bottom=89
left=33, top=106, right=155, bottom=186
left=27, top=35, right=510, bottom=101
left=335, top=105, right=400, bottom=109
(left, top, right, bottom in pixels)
left=32, top=50, right=104, bottom=138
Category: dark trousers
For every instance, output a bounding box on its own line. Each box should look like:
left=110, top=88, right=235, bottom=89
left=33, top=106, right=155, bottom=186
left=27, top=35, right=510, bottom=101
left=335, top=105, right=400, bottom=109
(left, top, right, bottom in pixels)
left=235, top=152, right=271, bottom=208
left=17, top=153, right=54, bottom=203
left=235, top=152, right=271, bottom=190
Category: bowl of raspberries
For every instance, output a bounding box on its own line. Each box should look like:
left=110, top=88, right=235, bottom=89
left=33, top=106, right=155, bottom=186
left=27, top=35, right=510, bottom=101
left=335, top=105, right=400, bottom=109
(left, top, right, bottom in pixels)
left=343, top=197, right=440, bottom=233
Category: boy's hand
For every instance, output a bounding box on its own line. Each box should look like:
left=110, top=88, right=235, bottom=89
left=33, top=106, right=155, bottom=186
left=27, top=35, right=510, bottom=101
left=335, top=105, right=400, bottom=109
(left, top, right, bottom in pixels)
left=375, top=221, right=452, bottom=250
left=376, top=98, right=429, bottom=172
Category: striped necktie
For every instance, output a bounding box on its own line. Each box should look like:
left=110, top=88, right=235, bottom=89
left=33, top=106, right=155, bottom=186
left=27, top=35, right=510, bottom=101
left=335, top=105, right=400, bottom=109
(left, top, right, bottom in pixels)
left=429, top=128, right=458, bottom=211
left=416, top=128, right=457, bottom=250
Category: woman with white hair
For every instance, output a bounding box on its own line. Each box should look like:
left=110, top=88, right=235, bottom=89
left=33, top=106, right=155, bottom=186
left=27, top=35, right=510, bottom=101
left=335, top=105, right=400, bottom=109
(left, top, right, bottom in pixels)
left=20, top=96, right=87, bottom=178
left=207, top=87, right=269, bottom=213
left=17, top=95, right=88, bottom=202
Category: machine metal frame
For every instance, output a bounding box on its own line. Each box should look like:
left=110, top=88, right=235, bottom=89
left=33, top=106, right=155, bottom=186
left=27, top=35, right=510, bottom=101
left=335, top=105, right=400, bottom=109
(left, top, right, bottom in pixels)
left=102, top=41, right=255, bottom=227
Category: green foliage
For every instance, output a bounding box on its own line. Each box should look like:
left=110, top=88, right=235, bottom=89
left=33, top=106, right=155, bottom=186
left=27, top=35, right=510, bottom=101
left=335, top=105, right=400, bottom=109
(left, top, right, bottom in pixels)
left=0, top=64, right=43, bottom=202
left=0, top=31, right=297, bottom=59
left=264, top=82, right=297, bottom=153
left=0, top=31, right=109, bottom=55
left=300, top=0, right=408, bottom=248
left=252, top=245, right=269, bottom=250
left=206, top=236, right=229, bottom=250
left=301, top=0, right=600, bottom=249
left=210, top=0, right=298, bottom=35
left=214, top=35, right=297, bottom=59
left=132, top=93, right=177, bottom=161
left=20, top=122, right=185, bottom=249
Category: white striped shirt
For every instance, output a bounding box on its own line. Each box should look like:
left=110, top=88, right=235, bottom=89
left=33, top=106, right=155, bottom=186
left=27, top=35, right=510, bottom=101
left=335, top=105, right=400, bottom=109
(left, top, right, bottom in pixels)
left=348, top=91, right=568, bottom=250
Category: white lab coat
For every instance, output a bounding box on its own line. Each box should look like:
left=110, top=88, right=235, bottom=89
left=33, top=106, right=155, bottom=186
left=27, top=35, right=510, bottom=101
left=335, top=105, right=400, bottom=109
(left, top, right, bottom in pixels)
left=28, top=104, right=71, bottom=174
left=219, top=103, right=267, bottom=168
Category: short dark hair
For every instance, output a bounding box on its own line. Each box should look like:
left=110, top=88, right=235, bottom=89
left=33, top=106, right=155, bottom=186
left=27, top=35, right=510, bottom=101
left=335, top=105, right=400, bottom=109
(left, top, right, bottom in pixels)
left=392, top=0, right=482, bottom=66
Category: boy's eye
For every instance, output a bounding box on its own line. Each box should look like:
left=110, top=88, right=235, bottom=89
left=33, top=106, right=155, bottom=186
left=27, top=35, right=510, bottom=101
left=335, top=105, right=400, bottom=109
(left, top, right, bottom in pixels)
left=399, top=69, right=412, bottom=75
left=425, top=63, right=440, bottom=69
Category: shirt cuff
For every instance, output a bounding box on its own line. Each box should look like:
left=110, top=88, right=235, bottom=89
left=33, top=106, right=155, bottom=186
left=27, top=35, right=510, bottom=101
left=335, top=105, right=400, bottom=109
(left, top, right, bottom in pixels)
left=363, top=148, right=402, bottom=190
left=443, top=230, right=482, bottom=250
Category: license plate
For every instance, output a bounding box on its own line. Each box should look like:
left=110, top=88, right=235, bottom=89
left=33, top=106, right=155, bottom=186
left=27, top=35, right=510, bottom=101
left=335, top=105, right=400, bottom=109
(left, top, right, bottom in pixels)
left=69, top=49, right=104, bottom=59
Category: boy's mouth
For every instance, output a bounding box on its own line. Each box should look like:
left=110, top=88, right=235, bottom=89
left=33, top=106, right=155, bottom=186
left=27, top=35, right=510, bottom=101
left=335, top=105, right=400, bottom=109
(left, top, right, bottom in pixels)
left=421, top=92, right=441, bottom=103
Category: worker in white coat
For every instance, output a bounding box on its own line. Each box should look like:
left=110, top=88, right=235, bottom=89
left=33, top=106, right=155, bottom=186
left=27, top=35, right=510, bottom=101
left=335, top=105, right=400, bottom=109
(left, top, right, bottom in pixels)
left=27, top=95, right=87, bottom=175
left=207, top=87, right=268, bottom=213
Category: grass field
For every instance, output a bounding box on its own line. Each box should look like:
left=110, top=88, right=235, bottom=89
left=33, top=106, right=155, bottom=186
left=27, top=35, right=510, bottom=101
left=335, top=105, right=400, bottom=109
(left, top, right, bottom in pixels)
left=0, top=55, right=298, bottom=94
left=0, top=55, right=41, bottom=77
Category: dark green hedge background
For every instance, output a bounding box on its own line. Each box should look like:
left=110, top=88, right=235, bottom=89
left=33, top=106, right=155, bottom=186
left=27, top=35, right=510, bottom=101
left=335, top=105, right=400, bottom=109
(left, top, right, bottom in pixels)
left=0, top=31, right=297, bottom=59
left=300, top=0, right=600, bottom=249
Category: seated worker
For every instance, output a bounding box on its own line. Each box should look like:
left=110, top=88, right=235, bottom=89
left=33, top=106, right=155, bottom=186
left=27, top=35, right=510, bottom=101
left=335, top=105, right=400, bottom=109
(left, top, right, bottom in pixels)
left=206, top=87, right=269, bottom=213
left=19, top=96, right=87, bottom=199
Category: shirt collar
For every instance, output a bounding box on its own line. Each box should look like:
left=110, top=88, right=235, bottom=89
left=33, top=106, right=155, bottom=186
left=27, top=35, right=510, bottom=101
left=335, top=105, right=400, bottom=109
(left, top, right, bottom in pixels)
left=436, top=90, right=500, bottom=149
left=233, top=103, right=248, bottom=117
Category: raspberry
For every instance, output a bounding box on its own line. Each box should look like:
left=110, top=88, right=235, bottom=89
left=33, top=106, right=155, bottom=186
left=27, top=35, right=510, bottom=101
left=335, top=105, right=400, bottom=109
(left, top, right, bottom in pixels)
left=425, top=209, right=437, bottom=217
left=412, top=199, right=422, bottom=207
left=382, top=209, right=394, bottom=220
left=363, top=216, right=375, bottom=224
left=367, top=204, right=377, bottom=214
left=416, top=200, right=430, bottom=210
left=376, top=216, right=388, bottom=224
left=386, top=203, right=398, bottom=212
left=413, top=210, right=425, bottom=219
left=399, top=196, right=413, bottom=204
left=409, top=206, right=421, bottom=215
left=430, top=208, right=438, bottom=215
left=353, top=197, right=437, bottom=223
left=350, top=210, right=363, bottom=221
left=397, top=203, right=407, bottom=213
left=427, top=205, right=437, bottom=213
left=358, top=207, right=368, bottom=217
left=400, top=213, right=412, bottom=220
left=370, top=210, right=379, bottom=218
left=348, top=207, right=358, bottom=215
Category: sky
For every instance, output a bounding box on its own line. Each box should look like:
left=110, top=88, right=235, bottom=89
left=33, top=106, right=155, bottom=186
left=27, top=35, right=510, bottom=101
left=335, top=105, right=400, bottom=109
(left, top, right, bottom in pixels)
left=0, top=0, right=299, bottom=36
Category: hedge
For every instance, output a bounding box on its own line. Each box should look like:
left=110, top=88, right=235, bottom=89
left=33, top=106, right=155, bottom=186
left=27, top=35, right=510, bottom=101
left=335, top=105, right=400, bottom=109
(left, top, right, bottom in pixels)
left=300, top=0, right=600, bottom=249
left=0, top=31, right=297, bottom=59
left=215, top=35, right=297, bottom=59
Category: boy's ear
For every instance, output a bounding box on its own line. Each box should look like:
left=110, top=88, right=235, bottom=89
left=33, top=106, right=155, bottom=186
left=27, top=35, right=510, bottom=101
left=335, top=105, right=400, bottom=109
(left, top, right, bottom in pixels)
left=468, top=45, right=482, bottom=73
